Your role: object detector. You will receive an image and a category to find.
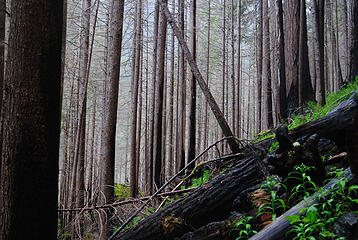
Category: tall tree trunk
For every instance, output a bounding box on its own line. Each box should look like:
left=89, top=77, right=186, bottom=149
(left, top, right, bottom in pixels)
left=285, top=0, right=299, bottom=111
left=298, top=0, right=313, bottom=107
left=276, top=0, right=287, bottom=120
left=256, top=0, right=263, bottom=131
left=236, top=0, right=241, bottom=137
left=262, top=0, right=273, bottom=129
left=74, top=0, right=91, bottom=209
left=101, top=0, right=124, bottom=202
left=130, top=0, right=142, bottom=197
left=231, top=0, right=235, bottom=135
left=0, top=0, right=5, bottom=180
left=187, top=0, right=196, bottom=171
left=349, top=0, right=358, bottom=82
left=88, top=83, right=96, bottom=205
left=176, top=0, right=186, bottom=171
left=312, top=0, right=326, bottom=105
left=327, top=0, right=343, bottom=90
left=147, top=2, right=160, bottom=194
left=153, top=0, right=166, bottom=189
left=341, top=0, right=349, bottom=81
left=167, top=0, right=175, bottom=178
left=203, top=0, right=211, bottom=159
left=0, top=0, right=62, bottom=237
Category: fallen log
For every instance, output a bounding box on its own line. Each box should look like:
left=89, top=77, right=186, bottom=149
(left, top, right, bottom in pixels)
left=289, top=91, right=358, bottom=148
left=114, top=157, right=265, bottom=240
left=267, top=91, right=358, bottom=176
left=249, top=168, right=357, bottom=240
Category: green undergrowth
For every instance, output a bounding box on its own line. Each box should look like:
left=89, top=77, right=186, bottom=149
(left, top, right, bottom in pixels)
left=255, top=79, right=358, bottom=144
left=230, top=166, right=358, bottom=240
left=181, top=169, right=211, bottom=190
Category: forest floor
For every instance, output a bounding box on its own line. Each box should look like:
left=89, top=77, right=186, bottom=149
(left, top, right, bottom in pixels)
left=58, top=80, right=358, bottom=240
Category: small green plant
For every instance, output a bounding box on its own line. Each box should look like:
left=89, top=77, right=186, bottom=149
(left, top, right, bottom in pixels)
left=286, top=168, right=358, bottom=240
left=229, top=216, right=257, bottom=240
left=256, top=177, right=287, bottom=222
left=269, top=141, right=279, bottom=153
left=114, top=184, right=130, bottom=200
left=285, top=164, right=318, bottom=204
left=182, top=169, right=211, bottom=190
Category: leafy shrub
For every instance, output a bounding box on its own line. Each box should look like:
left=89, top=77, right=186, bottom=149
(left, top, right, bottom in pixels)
left=256, top=176, right=287, bottom=222
left=114, top=184, right=130, bottom=200
left=229, top=216, right=257, bottom=240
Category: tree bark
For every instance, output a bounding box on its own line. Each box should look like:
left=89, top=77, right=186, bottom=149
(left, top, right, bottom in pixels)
left=187, top=0, right=196, bottom=172
left=257, top=0, right=263, bottom=131
left=153, top=0, right=167, bottom=189
left=101, top=0, right=124, bottom=202
left=236, top=0, right=241, bottom=136
left=167, top=0, right=175, bottom=178
left=349, top=0, right=358, bottom=82
left=298, top=0, right=314, bottom=107
left=276, top=0, right=287, bottom=120
left=0, top=0, right=62, bottom=238
left=262, top=0, right=273, bottom=129
left=312, top=0, right=326, bottom=105
left=341, top=0, right=349, bottom=81
left=176, top=0, right=186, bottom=171
left=285, top=0, right=299, bottom=110
left=116, top=157, right=264, bottom=240
left=327, top=0, right=343, bottom=90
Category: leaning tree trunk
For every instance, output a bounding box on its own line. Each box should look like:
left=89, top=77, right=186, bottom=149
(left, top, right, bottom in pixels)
left=158, top=0, right=240, bottom=153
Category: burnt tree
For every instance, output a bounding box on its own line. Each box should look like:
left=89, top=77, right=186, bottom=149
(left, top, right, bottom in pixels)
left=0, top=0, right=63, bottom=238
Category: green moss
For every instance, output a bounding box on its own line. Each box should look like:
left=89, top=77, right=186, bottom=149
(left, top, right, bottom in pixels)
left=161, top=216, right=184, bottom=236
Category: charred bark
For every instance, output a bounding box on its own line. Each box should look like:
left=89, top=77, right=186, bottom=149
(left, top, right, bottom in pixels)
left=115, top=157, right=265, bottom=240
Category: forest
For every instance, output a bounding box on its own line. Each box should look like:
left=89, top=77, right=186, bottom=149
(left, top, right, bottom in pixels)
left=1, top=0, right=358, bottom=239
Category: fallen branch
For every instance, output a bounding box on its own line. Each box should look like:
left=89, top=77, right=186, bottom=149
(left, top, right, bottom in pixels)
left=58, top=187, right=198, bottom=212
left=113, top=156, right=264, bottom=240
left=109, top=136, right=246, bottom=239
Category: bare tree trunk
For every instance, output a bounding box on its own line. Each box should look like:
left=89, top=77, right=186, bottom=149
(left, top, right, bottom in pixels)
left=236, top=0, right=241, bottom=137
left=312, top=0, right=326, bottom=105
left=0, top=0, right=62, bottom=237
left=187, top=0, right=196, bottom=172
left=203, top=0, right=211, bottom=159
left=341, top=0, right=349, bottom=81
left=176, top=0, right=186, bottom=172
left=74, top=0, right=91, bottom=209
left=88, top=83, right=96, bottom=206
left=327, top=0, right=343, bottom=90
left=147, top=2, right=159, bottom=194
left=285, top=0, right=299, bottom=110
left=167, top=0, right=175, bottom=178
left=256, top=0, right=263, bottom=131
left=262, top=0, right=273, bottom=129
left=222, top=0, right=226, bottom=137
left=130, top=0, right=142, bottom=197
left=276, top=0, right=287, bottom=120
left=348, top=0, right=358, bottom=82
left=298, top=0, right=314, bottom=107
left=153, top=0, right=167, bottom=189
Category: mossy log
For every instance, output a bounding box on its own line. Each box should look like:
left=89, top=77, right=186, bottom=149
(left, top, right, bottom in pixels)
left=115, top=157, right=265, bottom=240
